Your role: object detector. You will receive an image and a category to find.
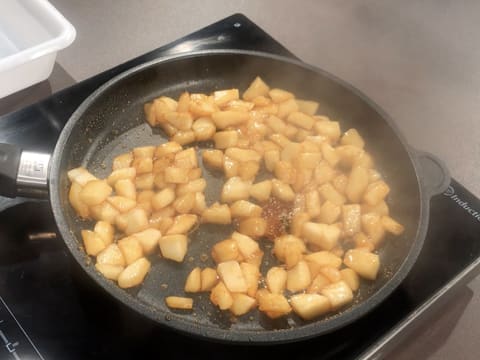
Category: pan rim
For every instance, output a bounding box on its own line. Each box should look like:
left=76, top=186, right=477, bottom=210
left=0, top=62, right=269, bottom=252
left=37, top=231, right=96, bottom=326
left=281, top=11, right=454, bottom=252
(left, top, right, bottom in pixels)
left=49, top=49, right=428, bottom=344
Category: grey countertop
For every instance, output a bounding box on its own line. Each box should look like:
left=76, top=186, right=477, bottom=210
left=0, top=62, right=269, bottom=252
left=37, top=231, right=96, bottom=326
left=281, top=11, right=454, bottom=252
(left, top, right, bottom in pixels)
left=3, top=0, right=480, bottom=358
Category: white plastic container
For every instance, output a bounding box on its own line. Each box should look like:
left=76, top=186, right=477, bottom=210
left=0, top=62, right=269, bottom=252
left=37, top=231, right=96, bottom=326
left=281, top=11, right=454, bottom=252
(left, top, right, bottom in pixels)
left=0, top=0, right=76, bottom=98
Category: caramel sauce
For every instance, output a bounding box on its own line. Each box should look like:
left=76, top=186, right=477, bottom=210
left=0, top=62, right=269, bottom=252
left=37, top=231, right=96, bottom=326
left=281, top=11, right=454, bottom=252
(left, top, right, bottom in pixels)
left=261, top=197, right=293, bottom=241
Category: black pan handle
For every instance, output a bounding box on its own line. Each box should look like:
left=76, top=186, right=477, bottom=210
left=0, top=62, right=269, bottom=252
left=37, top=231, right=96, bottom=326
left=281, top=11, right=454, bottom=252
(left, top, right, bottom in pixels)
left=0, top=143, right=50, bottom=199
left=413, top=149, right=451, bottom=198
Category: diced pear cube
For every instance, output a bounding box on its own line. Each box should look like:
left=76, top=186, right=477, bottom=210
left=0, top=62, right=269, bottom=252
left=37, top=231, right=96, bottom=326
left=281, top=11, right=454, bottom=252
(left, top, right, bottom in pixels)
left=112, top=152, right=133, bottom=170
left=242, top=76, right=270, bottom=101
left=189, top=96, right=218, bottom=117
left=90, top=202, right=119, bottom=223
left=67, top=167, right=97, bottom=186
left=94, top=220, right=114, bottom=246
left=79, top=180, right=112, bottom=206
left=210, top=281, right=233, bottom=310
left=223, top=156, right=239, bottom=178
left=280, top=142, right=302, bottom=162
left=151, top=188, right=175, bottom=210
left=202, top=149, right=224, bottom=170
left=212, top=111, right=250, bottom=129
left=135, top=173, right=154, bottom=190
left=200, top=267, right=219, bottom=292
left=286, top=111, right=315, bottom=130
left=230, top=200, right=262, bottom=218
left=318, top=200, right=342, bottom=224
left=313, top=161, right=336, bottom=186
left=132, top=228, right=162, bottom=254
left=230, top=293, right=257, bottom=316
left=165, top=296, right=193, bottom=310
left=362, top=200, right=390, bottom=217
left=164, top=167, right=190, bottom=184
left=314, top=120, right=341, bottom=143
left=95, top=264, right=125, bottom=281
left=155, top=141, right=182, bottom=158
left=176, top=178, right=206, bottom=197
left=269, top=88, right=294, bottom=103
left=249, top=180, right=272, bottom=202
left=172, top=192, right=195, bottom=214
left=305, top=190, right=322, bottom=218
left=213, top=130, right=239, bottom=149
left=231, top=232, right=262, bottom=265
left=320, top=280, right=353, bottom=309
left=290, top=212, right=310, bottom=237
left=158, top=234, right=188, bottom=262
left=264, top=150, right=280, bottom=172
left=166, top=214, right=198, bottom=235
left=340, top=268, right=360, bottom=291
left=271, top=179, right=295, bottom=202
left=307, top=274, right=331, bottom=293
left=107, top=196, right=137, bottom=213
left=290, top=293, right=331, bottom=320
left=346, top=166, right=369, bottom=203
left=213, top=88, right=240, bottom=106
left=240, top=262, right=260, bottom=297
left=107, top=167, right=136, bottom=186
left=341, top=128, right=365, bottom=148
left=117, top=257, right=151, bottom=289
left=133, top=146, right=155, bottom=159
left=193, top=117, right=216, bottom=141
left=256, top=289, right=291, bottom=318
left=174, top=147, right=198, bottom=169
left=319, top=183, right=346, bottom=205
left=69, top=182, right=90, bottom=218
left=298, top=152, right=322, bottom=170
left=81, top=230, right=106, bottom=256
left=217, top=261, right=248, bottom=293
left=96, top=244, right=125, bottom=266
left=211, top=238, right=241, bottom=264
left=225, top=147, right=261, bottom=162
left=321, top=142, right=340, bottom=167
left=361, top=212, right=386, bottom=246
left=295, top=99, right=319, bottom=115
left=286, top=260, right=312, bottom=292
left=132, top=157, right=153, bottom=174
left=302, top=222, right=341, bottom=250
left=344, top=249, right=380, bottom=280
left=273, top=235, right=306, bottom=268
left=277, top=98, right=299, bottom=119
left=117, top=236, right=144, bottom=265
left=266, top=267, right=287, bottom=294
left=319, top=266, right=342, bottom=283
left=274, top=161, right=297, bottom=184
left=192, top=192, right=207, bottom=215
left=237, top=217, right=267, bottom=238
left=123, top=208, right=149, bottom=235
left=171, top=130, right=196, bottom=145
left=201, top=203, right=231, bottom=224
left=381, top=215, right=405, bottom=235
left=363, top=180, right=390, bottom=206
left=114, top=178, right=136, bottom=200
left=221, top=176, right=251, bottom=203
left=184, top=267, right=202, bottom=293
left=304, top=251, right=343, bottom=271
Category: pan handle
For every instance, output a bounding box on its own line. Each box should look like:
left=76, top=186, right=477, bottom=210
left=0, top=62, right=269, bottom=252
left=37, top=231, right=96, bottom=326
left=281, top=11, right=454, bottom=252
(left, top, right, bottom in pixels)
left=0, top=143, right=50, bottom=199
left=413, top=149, right=451, bottom=198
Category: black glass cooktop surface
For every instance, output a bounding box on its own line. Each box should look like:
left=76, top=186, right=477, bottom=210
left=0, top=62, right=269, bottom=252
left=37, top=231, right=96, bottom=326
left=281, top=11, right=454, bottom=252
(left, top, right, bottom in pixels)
left=1, top=14, right=479, bottom=360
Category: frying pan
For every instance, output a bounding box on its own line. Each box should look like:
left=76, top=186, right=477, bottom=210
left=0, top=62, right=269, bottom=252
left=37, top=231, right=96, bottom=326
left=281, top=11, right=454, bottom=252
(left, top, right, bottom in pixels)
left=0, top=50, right=450, bottom=344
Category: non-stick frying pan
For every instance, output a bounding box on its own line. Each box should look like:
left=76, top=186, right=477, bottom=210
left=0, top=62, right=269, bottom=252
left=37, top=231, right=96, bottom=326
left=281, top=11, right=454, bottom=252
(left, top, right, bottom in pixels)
left=0, top=50, right=450, bottom=344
